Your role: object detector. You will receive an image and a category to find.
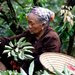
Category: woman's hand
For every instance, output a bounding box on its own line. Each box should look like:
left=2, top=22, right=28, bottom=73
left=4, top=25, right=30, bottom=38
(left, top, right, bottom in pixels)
left=0, top=37, right=6, bottom=46
left=0, top=37, right=10, bottom=47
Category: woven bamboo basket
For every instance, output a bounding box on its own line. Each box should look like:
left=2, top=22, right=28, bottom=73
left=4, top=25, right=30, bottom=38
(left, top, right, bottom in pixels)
left=39, top=52, right=75, bottom=74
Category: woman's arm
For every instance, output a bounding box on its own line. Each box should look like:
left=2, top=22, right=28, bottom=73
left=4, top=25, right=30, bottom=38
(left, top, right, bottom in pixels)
left=9, top=31, right=27, bottom=41
left=0, top=30, right=29, bottom=46
left=0, top=30, right=29, bottom=55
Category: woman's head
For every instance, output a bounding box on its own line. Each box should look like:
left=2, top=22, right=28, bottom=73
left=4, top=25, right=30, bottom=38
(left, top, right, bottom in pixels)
left=27, top=7, right=55, bottom=34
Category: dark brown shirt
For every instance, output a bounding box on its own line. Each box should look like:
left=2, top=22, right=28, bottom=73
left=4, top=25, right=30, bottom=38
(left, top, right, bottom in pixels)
left=0, top=26, right=61, bottom=56
left=0, top=26, right=61, bottom=71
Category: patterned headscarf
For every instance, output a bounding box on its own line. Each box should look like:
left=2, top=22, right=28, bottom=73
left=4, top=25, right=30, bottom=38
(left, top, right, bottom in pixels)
left=27, top=6, right=55, bottom=24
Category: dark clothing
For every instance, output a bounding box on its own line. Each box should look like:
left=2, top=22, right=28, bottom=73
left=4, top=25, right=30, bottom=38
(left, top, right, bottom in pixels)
left=0, top=26, right=61, bottom=73
left=0, top=26, right=60, bottom=56
left=25, top=26, right=60, bottom=57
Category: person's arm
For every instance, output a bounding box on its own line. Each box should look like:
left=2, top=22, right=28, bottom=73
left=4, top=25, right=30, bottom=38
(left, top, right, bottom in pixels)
left=0, top=30, right=29, bottom=55
left=0, top=30, right=29, bottom=46
left=9, top=31, right=27, bottom=41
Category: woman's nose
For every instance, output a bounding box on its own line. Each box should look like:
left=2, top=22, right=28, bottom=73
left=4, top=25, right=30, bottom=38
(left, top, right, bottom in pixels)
left=29, top=25, right=32, bottom=29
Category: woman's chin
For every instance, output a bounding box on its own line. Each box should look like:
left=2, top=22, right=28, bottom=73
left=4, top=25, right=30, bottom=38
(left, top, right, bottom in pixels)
left=30, top=32, right=34, bottom=34
left=29, top=30, right=34, bottom=34
left=29, top=29, right=38, bottom=34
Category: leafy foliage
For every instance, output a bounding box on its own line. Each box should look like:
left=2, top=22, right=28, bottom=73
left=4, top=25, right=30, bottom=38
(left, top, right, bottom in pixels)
left=53, top=65, right=75, bottom=75
left=3, top=37, right=34, bottom=61
left=34, top=70, right=51, bottom=75
left=34, top=64, right=75, bottom=75
left=29, top=60, right=34, bottom=75
left=0, top=68, right=27, bottom=75
left=0, top=70, right=20, bottom=75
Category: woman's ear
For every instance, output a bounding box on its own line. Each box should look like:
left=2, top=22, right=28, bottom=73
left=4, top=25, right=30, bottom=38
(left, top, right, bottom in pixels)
left=41, top=22, right=47, bottom=26
left=50, top=12, right=55, bottom=21
left=41, top=23, right=46, bottom=30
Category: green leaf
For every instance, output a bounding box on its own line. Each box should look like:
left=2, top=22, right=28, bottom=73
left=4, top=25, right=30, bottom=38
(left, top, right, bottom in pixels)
left=18, top=51, right=25, bottom=60
left=4, top=71, right=9, bottom=75
left=0, top=70, right=21, bottom=75
left=29, top=60, right=34, bottom=75
left=8, top=70, right=12, bottom=75
left=8, top=52, right=11, bottom=57
left=14, top=39, right=17, bottom=46
left=3, top=50, right=10, bottom=54
left=17, top=37, right=25, bottom=45
left=11, top=50, right=17, bottom=57
left=64, top=66, right=69, bottom=75
left=14, top=57, right=18, bottom=61
left=41, top=70, right=50, bottom=75
left=25, top=54, right=34, bottom=59
left=15, top=47, right=19, bottom=52
left=54, top=70, right=65, bottom=75
left=20, top=68, right=27, bottom=75
left=9, top=41, right=14, bottom=47
left=24, top=49, right=33, bottom=53
left=51, top=65, right=64, bottom=75
left=5, top=45, right=12, bottom=49
left=23, top=46, right=34, bottom=49
left=5, top=28, right=15, bottom=37
left=19, top=41, right=26, bottom=48
left=24, top=42, right=32, bottom=46
left=0, top=71, right=7, bottom=75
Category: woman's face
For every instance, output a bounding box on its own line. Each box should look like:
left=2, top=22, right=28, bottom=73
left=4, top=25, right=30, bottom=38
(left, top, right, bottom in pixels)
left=27, top=13, right=43, bottom=34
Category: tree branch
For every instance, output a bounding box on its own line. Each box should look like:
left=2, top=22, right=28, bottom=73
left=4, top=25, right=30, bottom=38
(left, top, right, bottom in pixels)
left=33, top=0, right=42, bottom=6
left=6, top=0, right=23, bottom=34
left=6, top=0, right=17, bottom=22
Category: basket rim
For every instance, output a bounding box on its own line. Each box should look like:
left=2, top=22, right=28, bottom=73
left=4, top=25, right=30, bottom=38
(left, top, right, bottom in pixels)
left=39, top=52, right=75, bottom=60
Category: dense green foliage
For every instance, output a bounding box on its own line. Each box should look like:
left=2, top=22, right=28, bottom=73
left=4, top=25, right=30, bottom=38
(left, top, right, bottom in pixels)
left=0, top=68, right=27, bottom=75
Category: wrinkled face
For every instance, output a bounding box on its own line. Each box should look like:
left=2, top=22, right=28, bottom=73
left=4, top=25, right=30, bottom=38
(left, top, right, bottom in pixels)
left=27, top=13, right=43, bottom=34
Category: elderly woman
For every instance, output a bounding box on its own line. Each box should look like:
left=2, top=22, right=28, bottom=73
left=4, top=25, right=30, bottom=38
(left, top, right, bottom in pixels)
left=0, top=7, right=61, bottom=73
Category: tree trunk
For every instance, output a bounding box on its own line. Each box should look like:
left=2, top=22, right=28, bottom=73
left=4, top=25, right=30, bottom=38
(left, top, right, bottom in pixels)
left=66, top=0, right=75, bottom=55
left=66, top=0, right=75, bottom=7
left=67, top=34, right=74, bottom=55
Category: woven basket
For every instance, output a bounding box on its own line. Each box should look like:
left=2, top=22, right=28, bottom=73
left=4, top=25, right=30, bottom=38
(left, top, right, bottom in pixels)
left=39, top=52, right=75, bottom=73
